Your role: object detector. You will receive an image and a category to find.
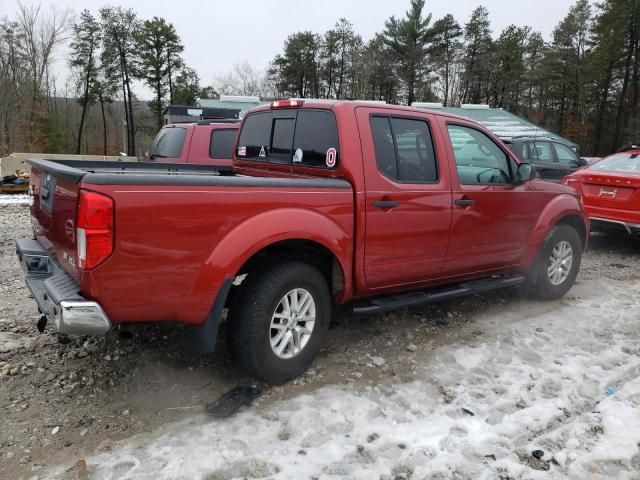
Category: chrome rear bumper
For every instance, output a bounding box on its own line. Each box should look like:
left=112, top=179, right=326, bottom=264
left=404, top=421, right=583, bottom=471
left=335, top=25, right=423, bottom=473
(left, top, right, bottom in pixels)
left=15, top=238, right=112, bottom=335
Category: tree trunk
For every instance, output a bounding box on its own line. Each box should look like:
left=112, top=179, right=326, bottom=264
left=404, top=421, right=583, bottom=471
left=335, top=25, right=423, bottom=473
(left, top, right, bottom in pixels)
left=167, top=50, right=174, bottom=104
left=594, top=62, right=614, bottom=155
left=99, top=93, right=107, bottom=156
left=612, top=24, right=635, bottom=150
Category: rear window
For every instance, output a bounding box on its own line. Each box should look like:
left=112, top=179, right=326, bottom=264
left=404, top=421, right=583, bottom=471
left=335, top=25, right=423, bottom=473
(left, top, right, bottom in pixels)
left=150, top=127, right=186, bottom=158
left=209, top=129, right=237, bottom=159
left=237, top=109, right=339, bottom=169
left=589, top=153, right=640, bottom=174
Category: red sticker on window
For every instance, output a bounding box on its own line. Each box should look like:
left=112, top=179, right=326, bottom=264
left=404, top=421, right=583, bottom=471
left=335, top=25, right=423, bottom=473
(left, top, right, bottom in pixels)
left=326, top=148, right=337, bottom=168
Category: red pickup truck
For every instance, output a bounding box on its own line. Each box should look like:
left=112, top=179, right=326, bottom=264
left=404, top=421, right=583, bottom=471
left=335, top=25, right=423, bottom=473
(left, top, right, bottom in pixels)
left=147, top=120, right=239, bottom=165
left=16, top=100, right=588, bottom=384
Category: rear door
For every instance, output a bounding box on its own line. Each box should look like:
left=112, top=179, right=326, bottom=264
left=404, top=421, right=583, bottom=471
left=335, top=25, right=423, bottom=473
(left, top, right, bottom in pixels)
left=530, top=141, right=561, bottom=180
left=441, top=121, right=539, bottom=275
left=356, top=107, right=452, bottom=289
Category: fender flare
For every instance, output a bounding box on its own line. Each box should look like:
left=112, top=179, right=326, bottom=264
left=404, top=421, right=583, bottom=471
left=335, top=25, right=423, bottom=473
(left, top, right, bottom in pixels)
left=186, top=207, right=353, bottom=325
left=521, top=194, right=588, bottom=269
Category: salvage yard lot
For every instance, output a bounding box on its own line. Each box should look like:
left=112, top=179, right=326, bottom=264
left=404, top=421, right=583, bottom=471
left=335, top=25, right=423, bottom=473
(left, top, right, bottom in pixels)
left=1, top=198, right=639, bottom=479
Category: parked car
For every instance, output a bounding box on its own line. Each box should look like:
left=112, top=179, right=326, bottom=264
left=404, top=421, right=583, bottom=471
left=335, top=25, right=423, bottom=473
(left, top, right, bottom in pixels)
left=16, top=100, right=588, bottom=384
left=147, top=119, right=240, bottom=165
left=563, top=146, right=640, bottom=238
left=503, top=136, right=588, bottom=182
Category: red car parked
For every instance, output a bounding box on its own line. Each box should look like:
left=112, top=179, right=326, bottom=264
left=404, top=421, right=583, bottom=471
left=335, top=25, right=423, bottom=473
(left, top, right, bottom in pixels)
left=17, top=100, right=588, bottom=384
left=563, top=146, right=640, bottom=238
left=147, top=120, right=240, bottom=166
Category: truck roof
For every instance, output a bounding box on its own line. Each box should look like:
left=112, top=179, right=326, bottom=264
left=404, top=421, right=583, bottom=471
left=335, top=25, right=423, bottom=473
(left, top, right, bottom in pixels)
left=248, top=99, right=477, bottom=124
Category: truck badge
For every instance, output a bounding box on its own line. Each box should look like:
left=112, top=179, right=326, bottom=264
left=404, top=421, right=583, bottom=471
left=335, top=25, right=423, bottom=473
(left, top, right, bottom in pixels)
left=293, top=148, right=303, bottom=163
left=599, top=187, right=617, bottom=198
left=259, top=146, right=266, bottom=158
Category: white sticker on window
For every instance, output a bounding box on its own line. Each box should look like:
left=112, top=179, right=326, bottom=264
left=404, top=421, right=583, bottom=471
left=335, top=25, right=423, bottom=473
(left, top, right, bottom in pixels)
left=326, top=147, right=337, bottom=168
left=259, top=146, right=266, bottom=158
left=293, top=148, right=303, bottom=163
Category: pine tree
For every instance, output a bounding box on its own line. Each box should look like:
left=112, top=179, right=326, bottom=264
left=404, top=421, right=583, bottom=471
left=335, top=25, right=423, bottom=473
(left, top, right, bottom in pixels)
left=382, top=0, right=432, bottom=105
left=70, top=9, right=101, bottom=154
left=136, top=17, right=184, bottom=129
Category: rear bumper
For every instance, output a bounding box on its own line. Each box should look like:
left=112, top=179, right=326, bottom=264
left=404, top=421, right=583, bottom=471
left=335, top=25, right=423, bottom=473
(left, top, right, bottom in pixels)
left=15, top=238, right=112, bottom=335
left=590, top=217, right=640, bottom=237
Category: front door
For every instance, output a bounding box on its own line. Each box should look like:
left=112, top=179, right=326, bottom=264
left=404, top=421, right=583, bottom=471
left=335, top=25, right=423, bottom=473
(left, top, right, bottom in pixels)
left=357, top=107, right=452, bottom=290
left=442, top=121, right=539, bottom=275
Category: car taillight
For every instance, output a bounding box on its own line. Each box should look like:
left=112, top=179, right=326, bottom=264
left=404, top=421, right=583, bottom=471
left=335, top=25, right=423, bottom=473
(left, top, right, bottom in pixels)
left=563, top=177, right=581, bottom=188
left=76, top=190, right=114, bottom=270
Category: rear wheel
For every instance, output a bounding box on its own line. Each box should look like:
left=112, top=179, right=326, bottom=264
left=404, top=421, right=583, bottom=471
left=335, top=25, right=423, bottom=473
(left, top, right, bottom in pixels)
left=226, top=262, right=331, bottom=385
left=527, top=224, right=582, bottom=300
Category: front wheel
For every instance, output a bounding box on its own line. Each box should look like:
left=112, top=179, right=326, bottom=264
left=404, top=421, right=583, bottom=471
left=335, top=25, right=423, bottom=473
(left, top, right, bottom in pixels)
left=226, top=262, right=331, bottom=385
left=526, top=224, right=582, bottom=300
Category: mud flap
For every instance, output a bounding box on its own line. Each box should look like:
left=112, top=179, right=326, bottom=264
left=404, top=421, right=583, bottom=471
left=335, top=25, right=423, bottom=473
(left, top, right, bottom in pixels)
left=188, top=278, right=233, bottom=354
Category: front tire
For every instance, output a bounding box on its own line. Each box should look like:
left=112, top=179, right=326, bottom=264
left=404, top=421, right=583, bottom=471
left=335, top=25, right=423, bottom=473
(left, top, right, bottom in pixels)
left=527, top=224, right=582, bottom=300
left=226, top=262, right=331, bottom=385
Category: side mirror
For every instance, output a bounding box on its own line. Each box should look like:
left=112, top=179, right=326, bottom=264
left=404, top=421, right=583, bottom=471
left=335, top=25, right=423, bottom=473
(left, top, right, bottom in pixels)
left=514, top=162, right=536, bottom=185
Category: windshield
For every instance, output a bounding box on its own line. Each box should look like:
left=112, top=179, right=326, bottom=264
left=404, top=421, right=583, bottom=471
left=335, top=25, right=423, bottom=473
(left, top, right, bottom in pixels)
left=589, top=153, right=640, bottom=174
left=150, top=127, right=186, bottom=158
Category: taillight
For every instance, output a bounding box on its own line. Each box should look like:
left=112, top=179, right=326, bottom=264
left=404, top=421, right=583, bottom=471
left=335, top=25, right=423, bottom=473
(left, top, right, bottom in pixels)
left=271, top=99, right=303, bottom=108
left=76, top=190, right=114, bottom=270
left=563, top=177, right=581, bottom=188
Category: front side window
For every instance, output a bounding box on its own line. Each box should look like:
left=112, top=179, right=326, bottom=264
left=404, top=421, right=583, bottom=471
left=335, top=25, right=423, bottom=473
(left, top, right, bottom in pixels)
left=370, top=116, right=438, bottom=183
left=554, top=143, right=579, bottom=165
left=447, top=124, right=511, bottom=185
left=237, top=110, right=339, bottom=169
left=150, top=127, right=186, bottom=158
left=209, top=129, right=237, bottom=159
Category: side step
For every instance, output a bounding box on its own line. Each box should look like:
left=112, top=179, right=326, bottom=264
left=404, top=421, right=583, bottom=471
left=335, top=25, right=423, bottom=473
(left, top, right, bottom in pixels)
left=352, top=275, right=525, bottom=316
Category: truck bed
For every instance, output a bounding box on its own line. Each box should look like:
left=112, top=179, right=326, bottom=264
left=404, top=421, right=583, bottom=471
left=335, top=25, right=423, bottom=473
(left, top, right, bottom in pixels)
left=29, top=159, right=347, bottom=188
left=24, top=158, right=354, bottom=330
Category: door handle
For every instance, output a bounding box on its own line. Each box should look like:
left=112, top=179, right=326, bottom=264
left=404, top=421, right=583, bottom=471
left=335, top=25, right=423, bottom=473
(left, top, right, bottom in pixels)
left=455, top=198, right=475, bottom=207
left=372, top=200, right=399, bottom=209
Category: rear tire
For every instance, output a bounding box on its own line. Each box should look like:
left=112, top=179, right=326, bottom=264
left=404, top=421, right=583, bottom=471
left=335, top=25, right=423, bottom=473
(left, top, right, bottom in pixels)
left=226, top=262, right=331, bottom=385
left=526, top=224, right=582, bottom=300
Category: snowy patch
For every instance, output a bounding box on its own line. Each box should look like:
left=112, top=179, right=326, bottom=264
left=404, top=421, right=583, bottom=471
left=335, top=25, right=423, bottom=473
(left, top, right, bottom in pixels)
left=40, top=279, right=640, bottom=480
left=0, top=194, right=31, bottom=205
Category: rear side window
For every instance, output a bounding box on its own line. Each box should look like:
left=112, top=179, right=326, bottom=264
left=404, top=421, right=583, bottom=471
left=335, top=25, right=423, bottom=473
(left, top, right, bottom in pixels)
left=237, top=110, right=339, bottom=169
left=370, top=116, right=438, bottom=183
left=150, top=127, right=186, bottom=158
left=209, top=129, right=237, bottom=159
left=533, top=142, right=553, bottom=162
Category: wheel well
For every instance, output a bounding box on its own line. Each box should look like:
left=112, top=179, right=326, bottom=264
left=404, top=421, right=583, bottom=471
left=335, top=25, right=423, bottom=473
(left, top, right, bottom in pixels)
left=233, top=240, right=344, bottom=300
left=556, top=215, right=587, bottom=249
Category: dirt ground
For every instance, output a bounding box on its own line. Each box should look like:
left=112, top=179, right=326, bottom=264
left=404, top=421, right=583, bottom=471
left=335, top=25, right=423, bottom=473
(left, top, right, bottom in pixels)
left=1, top=201, right=639, bottom=479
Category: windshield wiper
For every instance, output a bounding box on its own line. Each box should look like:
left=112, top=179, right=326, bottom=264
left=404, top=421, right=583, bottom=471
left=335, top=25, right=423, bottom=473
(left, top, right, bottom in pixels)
left=149, top=153, right=167, bottom=160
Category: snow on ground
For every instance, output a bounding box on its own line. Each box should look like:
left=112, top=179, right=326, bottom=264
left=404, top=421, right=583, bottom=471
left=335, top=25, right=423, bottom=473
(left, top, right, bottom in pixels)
left=42, top=279, right=640, bottom=480
left=0, top=194, right=31, bottom=206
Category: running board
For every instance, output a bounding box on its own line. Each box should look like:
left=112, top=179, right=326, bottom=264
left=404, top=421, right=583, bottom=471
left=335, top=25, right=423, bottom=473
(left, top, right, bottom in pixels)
left=352, top=275, right=525, bottom=316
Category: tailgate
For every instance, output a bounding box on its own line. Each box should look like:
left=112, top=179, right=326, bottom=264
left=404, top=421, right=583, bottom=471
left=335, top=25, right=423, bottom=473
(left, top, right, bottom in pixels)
left=29, top=161, right=86, bottom=282
left=580, top=173, right=640, bottom=211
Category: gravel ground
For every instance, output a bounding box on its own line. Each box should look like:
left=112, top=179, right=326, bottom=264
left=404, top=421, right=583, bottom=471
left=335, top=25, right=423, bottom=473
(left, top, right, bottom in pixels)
left=0, top=199, right=639, bottom=479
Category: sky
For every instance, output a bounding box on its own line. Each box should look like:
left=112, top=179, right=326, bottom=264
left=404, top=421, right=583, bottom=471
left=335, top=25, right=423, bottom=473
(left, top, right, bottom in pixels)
left=7, top=0, right=580, bottom=99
